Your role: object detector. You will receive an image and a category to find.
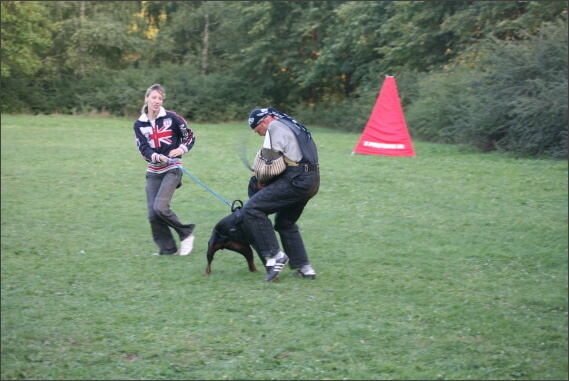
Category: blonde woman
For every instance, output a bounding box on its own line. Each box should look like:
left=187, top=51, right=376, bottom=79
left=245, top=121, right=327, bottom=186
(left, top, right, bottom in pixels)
left=133, top=84, right=196, bottom=255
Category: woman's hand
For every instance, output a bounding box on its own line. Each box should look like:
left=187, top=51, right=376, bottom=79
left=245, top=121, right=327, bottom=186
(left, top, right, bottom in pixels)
left=169, top=148, right=182, bottom=157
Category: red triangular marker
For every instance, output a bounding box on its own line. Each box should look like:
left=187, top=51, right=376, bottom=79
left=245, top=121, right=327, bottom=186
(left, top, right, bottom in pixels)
left=353, top=76, right=415, bottom=156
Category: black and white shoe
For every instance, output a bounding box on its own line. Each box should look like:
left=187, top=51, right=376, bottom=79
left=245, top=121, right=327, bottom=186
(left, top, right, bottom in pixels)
left=265, top=253, right=289, bottom=282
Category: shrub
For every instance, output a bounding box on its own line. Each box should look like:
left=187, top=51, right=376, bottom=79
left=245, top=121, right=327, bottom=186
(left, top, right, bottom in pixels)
left=405, top=19, right=568, bottom=159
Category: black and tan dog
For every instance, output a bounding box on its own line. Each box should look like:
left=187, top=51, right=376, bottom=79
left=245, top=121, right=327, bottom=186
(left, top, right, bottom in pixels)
left=203, top=204, right=268, bottom=276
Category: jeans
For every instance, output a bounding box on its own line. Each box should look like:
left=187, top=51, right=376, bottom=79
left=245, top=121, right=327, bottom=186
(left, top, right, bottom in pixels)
left=146, top=169, right=194, bottom=254
left=243, top=165, right=320, bottom=269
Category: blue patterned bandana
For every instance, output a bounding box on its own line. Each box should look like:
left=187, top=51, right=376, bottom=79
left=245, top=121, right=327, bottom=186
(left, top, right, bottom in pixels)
left=248, top=108, right=273, bottom=129
left=250, top=107, right=312, bottom=137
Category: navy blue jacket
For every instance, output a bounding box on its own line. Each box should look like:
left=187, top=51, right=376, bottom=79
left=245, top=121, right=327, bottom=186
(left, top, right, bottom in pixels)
left=133, top=107, right=195, bottom=173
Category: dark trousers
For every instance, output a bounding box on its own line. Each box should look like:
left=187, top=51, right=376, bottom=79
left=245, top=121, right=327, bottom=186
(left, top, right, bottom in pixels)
left=242, top=166, right=320, bottom=269
left=145, top=169, right=194, bottom=254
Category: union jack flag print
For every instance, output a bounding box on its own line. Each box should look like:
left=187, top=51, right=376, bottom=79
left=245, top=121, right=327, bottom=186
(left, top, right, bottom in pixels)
left=152, top=122, right=173, bottom=148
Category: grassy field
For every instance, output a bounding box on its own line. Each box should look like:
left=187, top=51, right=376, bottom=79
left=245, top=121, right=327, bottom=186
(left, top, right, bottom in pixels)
left=1, top=114, right=567, bottom=380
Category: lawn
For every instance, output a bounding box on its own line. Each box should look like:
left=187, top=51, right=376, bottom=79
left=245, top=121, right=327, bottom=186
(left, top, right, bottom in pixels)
left=1, top=114, right=567, bottom=380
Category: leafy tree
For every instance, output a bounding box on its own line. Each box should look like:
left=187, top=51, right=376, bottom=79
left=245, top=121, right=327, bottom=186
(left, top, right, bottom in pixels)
left=299, top=1, right=391, bottom=103
left=219, top=1, right=340, bottom=111
left=146, top=1, right=229, bottom=74
left=442, top=1, right=569, bottom=44
left=46, top=1, right=147, bottom=78
left=1, top=1, right=53, bottom=78
left=376, top=1, right=472, bottom=74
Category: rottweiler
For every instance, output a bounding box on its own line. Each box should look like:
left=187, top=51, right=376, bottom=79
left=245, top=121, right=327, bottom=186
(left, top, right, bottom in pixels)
left=203, top=203, right=268, bottom=276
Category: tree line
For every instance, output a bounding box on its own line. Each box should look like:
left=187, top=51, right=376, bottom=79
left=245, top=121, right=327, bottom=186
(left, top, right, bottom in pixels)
left=1, top=1, right=567, bottom=158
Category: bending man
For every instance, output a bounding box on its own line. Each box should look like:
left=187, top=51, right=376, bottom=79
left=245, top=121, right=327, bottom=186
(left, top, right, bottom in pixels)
left=244, top=107, right=320, bottom=282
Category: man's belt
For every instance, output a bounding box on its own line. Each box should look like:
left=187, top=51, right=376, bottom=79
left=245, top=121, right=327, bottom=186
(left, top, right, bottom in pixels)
left=303, top=163, right=318, bottom=172
left=284, top=157, right=319, bottom=172
left=295, top=162, right=319, bottom=172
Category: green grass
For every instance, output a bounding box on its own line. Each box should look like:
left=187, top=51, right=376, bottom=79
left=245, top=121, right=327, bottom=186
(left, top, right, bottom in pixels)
left=1, top=114, right=567, bottom=380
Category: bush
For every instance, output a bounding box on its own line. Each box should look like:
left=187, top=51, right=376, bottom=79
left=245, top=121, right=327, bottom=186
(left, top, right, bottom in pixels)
left=483, top=20, right=568, bottom=159
left=292, top=98, right=371, bottom=133
left=405, top=19, right=568, bottom=159
left=156, top=64, right=267, bottom=123
left=73, top=68, right=146, bottom=117
left=405, top=69, right=473, bottom=144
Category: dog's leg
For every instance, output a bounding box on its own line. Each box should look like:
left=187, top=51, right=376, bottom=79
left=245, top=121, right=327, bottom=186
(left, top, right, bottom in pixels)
left=204, top=241, right=225, bottom=276
left=225, top=241, right=258, bottom=273
left=204, top=238, right=259, bottom=274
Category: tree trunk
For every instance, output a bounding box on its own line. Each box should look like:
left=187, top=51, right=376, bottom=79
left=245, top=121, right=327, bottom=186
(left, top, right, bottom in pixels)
left=201, top=13, right=209, bottom=76
left=78, top=0, right=86, bottom=77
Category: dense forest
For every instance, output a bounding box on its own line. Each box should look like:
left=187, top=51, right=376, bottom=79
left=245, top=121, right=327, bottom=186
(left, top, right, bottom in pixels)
left=1, top=1, right=567, bottom=158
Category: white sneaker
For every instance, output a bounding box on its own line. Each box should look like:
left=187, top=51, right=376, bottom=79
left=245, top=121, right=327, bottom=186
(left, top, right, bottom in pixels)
left=297, top=264, right=316, bottom=279
left=180, top=235, right=194, bottom=256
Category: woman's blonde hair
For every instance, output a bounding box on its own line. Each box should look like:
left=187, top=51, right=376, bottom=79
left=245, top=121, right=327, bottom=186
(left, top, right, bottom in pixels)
left=141, top=84, right=166, bottom=114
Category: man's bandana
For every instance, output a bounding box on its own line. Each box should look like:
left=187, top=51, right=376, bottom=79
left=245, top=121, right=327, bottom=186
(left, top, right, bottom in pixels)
left=248, top=107, right=312, bottom=138
left=248, top=108, right=273, bottom=129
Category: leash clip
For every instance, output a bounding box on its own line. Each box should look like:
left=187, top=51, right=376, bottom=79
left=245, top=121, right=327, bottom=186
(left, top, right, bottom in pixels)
left=231, top=199, right=243, bottom=212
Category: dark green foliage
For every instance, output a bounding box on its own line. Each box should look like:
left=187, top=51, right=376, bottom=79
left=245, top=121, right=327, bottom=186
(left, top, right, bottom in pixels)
left=482, top=21, right=568, bottom=159
left=1, top=1, right=567, bottom=158
left=376, top=1, right=468, bottom=73
left=151, top=64, right=267, bottom=123
left=292, top=98, right=371, bottom=133
left=407, top=19, right=568, bottom=159
left=74, top=69, right=146, bottom=116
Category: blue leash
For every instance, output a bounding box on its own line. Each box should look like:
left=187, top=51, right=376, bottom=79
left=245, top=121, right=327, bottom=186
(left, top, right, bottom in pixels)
left=168, top=158, right=243, bottom=211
